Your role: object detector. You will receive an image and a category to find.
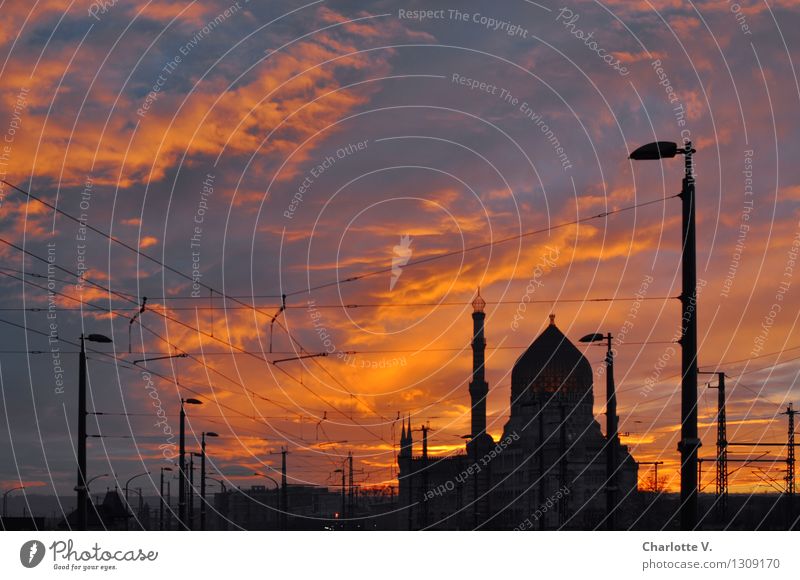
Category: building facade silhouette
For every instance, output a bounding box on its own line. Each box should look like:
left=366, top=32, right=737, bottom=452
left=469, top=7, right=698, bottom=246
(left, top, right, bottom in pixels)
left=397, top=294, right=638, bottom=530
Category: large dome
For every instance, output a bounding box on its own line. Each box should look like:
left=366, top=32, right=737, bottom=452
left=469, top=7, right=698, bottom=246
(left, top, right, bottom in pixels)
left=510, top=316, right=593, bottom=405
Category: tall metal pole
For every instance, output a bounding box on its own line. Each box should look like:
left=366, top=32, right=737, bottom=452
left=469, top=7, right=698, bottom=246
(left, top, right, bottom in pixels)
left=679, top=142, right=700, bottom=531
left=784, top=404, right=796, bottom=528
left=77, top=336, right=88, bottom=530
left=558, top=404, right=567, bottom=527
left=200, top=435, right=207, bottom=531
left=178, top=401, right=186, bottom=530
left=785, top=405, right=796, bottom=495
left=160, top=469, right=165, bottom=531
left=715, top=374, right=727, bottom=520
left=281, top=447, right=288, bottom=530
left=420, top=425, right=429, bottom=528
left=188, top=453, right=194, bottom=530
left=605, top=333, right=617, bottom=530
left=348, top=451, right=354, bottom=522
left=166, top=481, right=170, bottom=528
left=340, top=468, right=346, bottom=525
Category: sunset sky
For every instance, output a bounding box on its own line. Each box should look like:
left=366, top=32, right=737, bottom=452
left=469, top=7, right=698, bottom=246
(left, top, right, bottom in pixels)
left=0, top=0, right=799, bottom=508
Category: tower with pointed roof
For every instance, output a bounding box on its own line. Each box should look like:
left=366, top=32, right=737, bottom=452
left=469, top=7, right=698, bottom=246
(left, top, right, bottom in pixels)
left=469, top=288, right=492, bottom=448
left=395, top=307, right=639, bottom=530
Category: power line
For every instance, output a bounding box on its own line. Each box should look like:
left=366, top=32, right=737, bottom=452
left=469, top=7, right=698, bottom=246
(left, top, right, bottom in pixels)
left=2, top=181, right=399, bottom=442
left=0, top=296, right=676, bottom=310
left=283, top=194, right=679, bottom=297
left=0, top=238, right=391, bottom=440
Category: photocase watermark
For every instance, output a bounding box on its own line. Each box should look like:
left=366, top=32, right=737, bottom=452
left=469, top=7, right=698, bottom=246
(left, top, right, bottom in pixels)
left=720, top=149, right=754, bottom=298
left=20, top=540, right=46, bottom=568
left=513, top=485, right=570, bottom=530
left=340, top=351, right=407, bottom=370
left=284, top=140, right=369, bottom=220
left=308, top=299, right=337, bottom=355
left=74, top=176, right=94, bottom=294
left=390, top=235, right=413, bottom=291
left=397, top=9, right=529, bottom=38
left=136, top=1, right=247, bottom=118
left=190, top=173, right=215, bottom=298
left=46, top=242, right=65, bottom=395
left=48, top=539, right=158, bottom=571
left=511, top=246, right=560, bottom=331
left=727, top=1, right=753, bottom=36
left=451, top=73, right=573, bottom=171
left=307, top=300, right=404, bottom=370
left=556, top=7, right=629, bottom=77
left=597, top=274, right=654, bottom=378
left=87, top=0, right=119, bottom=21
left=142, top=370, right=177, bottom=460
left=750, top=217, right=799, bottom=357
left=640, top=278, right=707, bottom=397
left=651, top=59, right=694, bottom=165
left=423, top=432, right=520, bottom=501
left=0, top=86, right=30, bottom=206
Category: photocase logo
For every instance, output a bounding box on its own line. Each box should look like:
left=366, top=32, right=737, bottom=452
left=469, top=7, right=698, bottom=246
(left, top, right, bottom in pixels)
left=390, top=235, right=413, bottom=291
left=20, top=540, right=45, bottom=568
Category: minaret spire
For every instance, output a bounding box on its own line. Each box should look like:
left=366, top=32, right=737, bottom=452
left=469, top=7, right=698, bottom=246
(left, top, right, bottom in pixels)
left=469, top=288, right=488, bottom=441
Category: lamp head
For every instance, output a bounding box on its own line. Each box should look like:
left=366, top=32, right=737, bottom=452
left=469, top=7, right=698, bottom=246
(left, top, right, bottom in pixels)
left=86, top=333, right=113, bottom=343
left=629, top=141, right=678, bottom=160
left=579, top=333, right=606, bottom=343
left=183, top=398, right=203, bottom=405
left=205, top=432, right=219, bottom=438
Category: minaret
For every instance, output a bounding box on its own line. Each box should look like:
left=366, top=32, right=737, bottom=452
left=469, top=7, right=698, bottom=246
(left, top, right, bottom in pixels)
left=399, top=416, right=412, bottom=458
left=469, top=288, right=488, bottom=440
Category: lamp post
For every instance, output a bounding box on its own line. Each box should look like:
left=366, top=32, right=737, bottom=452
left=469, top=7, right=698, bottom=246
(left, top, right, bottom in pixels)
left=206, top=476, right=226, bottom=493
left=200, top=432, right=218, bottom=531
left=253, top=472, right=280, bottom=529
left=581, top=332, right=617, bottom=530
left=83, top=473, right=109, bottom=526
left=630, top=140, right=699, bottom=530
left=2, top=485, right=24, bottom=518
left=76, top=333, right=112, bottom=531
left=159, top=467, right=172, bottom=531
left=188, top=453, right=199, bottom=530
left=333, top=468, right=346, bottom=528
left=124, top=471, right=151, bottom=530
left=178, top=398, right=202, bottom=530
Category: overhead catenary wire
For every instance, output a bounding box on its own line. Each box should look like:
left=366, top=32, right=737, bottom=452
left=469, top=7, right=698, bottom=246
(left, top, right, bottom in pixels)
left=0, top=239, right=392, bottom=439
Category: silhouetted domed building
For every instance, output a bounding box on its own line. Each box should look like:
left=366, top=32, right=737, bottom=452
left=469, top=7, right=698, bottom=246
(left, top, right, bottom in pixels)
left=397, top=297, right=638, bottom=530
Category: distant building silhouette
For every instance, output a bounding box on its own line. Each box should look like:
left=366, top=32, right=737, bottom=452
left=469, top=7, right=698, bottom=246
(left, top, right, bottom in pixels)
left=59, top=489, right=130, bottom=530
left=398, top=296, right=638, bottom=529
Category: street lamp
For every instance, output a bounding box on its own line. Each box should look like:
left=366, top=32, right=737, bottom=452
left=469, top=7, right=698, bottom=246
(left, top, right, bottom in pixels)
left=630, top=139, right=699, bottom=530
left=85, top=473, right=109, bottom=488
left=206, top=476, right=226, bottom=493
left=160, top=467, right=173, bottom=531
left=124, top=471, right=151, bottom=527
left=581, top=332, right=617, bottom=530
left=83, top=473, right=109, bottom=526
left=179, top=398, right=202, bottom=530
left=253, top=472, right=280, bottom=529
left=200, top=432, right=218, bottom=531
left=2, top=485, right=24, bottom=518
left=332, top=468, right=346, bottom=527
left=76, top=332, right=112, bottom=531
